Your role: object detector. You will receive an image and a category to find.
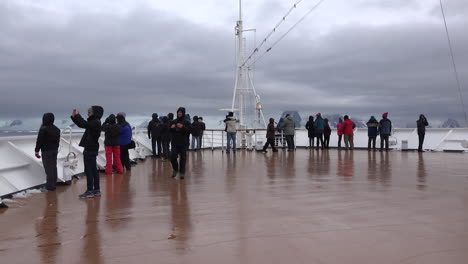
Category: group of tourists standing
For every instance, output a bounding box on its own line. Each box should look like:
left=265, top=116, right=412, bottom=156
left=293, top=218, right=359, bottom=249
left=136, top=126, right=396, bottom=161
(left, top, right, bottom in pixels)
left=147, top=112, right=206, bottom=159
left=34, top=106, right=201, bottom=199
left=70, top=107, right=133, bottom=198
left=34, top=108, right=429, bottom=198
left=260, top=112, right=429, bottom=152
left=364, top=112, right=427, bottom=152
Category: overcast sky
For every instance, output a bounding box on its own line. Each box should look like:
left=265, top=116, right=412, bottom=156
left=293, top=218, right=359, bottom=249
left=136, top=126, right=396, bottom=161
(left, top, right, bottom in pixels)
left=1, top=0, right=467, bottom=126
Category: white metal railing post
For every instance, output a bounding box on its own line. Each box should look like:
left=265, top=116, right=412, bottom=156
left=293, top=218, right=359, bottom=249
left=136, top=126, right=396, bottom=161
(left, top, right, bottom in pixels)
left=294, top=129, right=296, bottom=150
left=254, top=130, right=257, bottom=150
left=68, top=127, right=72, bottom=154
left=281, top=130, right=284, bottom=148
left=60, top=126, right=73, bottom=154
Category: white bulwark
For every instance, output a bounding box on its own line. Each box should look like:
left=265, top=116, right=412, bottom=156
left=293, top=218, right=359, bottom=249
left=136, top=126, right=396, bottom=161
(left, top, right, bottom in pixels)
left=1, top=128, right=467, bottom=197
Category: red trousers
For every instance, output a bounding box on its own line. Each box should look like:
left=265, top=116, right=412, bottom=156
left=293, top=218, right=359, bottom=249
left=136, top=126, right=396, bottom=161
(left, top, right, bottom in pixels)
left=105, top=146, right=124, bottom=174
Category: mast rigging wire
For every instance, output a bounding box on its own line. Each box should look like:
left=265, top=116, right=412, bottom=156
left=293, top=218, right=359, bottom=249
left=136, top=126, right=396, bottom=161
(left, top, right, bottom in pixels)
left=242, top=0, right=305, bottom=66
left=439, top=0, right=468, bottom=127
left=247, top=0, right=327, bottom=67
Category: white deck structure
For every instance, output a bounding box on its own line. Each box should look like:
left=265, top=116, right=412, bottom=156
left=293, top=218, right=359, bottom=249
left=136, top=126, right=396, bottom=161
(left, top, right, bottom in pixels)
left=1, top=128, right=467, bottom=198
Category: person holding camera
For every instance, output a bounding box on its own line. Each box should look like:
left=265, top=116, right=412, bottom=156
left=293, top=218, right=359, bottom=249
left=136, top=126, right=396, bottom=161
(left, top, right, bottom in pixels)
left=35, top=113, right=61, bottom=191
left=170, top=107, right=191, bottom=179
left=417, top=114, right=429, bottom=152
left=71, top=106, right=104, bottom=199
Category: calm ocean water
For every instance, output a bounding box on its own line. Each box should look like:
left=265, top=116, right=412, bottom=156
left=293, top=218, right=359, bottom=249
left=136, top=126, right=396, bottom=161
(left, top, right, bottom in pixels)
left=0, top=131, right=38, bottom=137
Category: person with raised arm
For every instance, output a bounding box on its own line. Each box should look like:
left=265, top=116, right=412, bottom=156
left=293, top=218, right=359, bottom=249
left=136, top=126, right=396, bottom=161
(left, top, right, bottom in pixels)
left=71, top=106, right=104, bottom=198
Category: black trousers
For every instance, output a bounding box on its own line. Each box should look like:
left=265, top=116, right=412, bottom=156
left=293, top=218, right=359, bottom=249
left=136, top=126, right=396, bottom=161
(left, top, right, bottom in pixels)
left=171, top=144, right=187, bottom=174
left=42, top=150, right=58, bottom=190
left=338, top=135, right=342, bottom=148
left=263, top=138, right=277, bottom=151
left=285, top=135, right=295, bottom=150
left=120, top=144, right=131, bottom=169
left=162, top=140, right=170, bottom=159
left=308, top=137, right=314, bottom=148
left=324, top=136, right=330, bottom=148
left=84, top=150, right=99, bottom=191
left=418, top=133, right=425, bottom=151
left=151, top=137, right=162, bottom=156
left=316, top=133, right=324, bottom=148
left=380, top=135, right=389, bottom=150
left=368, top=136, right=376, bottom=149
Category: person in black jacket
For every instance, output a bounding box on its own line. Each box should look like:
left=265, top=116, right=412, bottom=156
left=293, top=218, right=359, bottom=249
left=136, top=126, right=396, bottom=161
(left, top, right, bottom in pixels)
left=147, top=113, right=162, bottom=157
left=101, top=114, right=123, bottom=174
left=305, top=116, right=315, bottom=149
left=262, top=118, right=278, bottom=152
left=160, top=116, right=171, bottom=162
left=35, top=113, right=61, bottom=191
left=324, top=118, right=332, bottom=149
left=199, top=116, right=206, bottom=149
left=191, top=116, right=202, bottom=151
left=71, top=106, right=104, bottom=199
left=170, top=107, right=191, bottom=179
left=417, top=114, right=429, bottom=152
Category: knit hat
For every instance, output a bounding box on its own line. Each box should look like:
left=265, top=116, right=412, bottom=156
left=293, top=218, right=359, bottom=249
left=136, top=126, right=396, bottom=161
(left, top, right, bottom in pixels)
left=382, top=112, right=388, bottom=118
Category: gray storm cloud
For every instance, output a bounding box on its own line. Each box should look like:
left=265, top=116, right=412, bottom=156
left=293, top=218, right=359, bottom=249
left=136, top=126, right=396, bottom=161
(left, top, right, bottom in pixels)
left=0, top=0, right=467, bottom=127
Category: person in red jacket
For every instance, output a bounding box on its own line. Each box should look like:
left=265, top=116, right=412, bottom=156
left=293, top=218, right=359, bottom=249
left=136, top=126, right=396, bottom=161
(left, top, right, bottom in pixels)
left=336, top=118, right=344, bottom=149
left=342, top=115, right=356, bottom=150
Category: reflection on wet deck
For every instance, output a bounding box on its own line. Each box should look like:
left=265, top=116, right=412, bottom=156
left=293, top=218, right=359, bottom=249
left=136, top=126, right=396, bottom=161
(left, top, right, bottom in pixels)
left=1, top=149, right=468, bottom=264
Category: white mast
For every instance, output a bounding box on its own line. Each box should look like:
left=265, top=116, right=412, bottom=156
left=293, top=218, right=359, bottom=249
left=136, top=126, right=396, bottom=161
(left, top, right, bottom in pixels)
left=231, top=0, right=266, bottom=129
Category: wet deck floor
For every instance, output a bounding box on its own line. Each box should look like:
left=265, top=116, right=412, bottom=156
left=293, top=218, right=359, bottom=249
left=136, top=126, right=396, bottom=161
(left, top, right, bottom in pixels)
left=1, top=149, right=468, bottom=264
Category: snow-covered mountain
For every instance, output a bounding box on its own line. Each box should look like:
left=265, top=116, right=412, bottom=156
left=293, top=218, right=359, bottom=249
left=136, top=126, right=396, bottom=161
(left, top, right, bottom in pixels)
left=440, top=118, right=461, bottom=128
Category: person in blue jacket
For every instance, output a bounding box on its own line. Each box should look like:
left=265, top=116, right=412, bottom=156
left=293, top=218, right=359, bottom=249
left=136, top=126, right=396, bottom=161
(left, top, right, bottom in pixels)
left=366, top=116, right=379, bottom=150
left=117, top=112, right=132, bottom=171
left=314, top=113, right=325, bottom=149
left=378, top=112, right=392, bottom=151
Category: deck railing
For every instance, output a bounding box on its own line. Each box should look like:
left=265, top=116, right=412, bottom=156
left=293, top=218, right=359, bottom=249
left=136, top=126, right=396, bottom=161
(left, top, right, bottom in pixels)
left=1, top=128, right=468, bottom=197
